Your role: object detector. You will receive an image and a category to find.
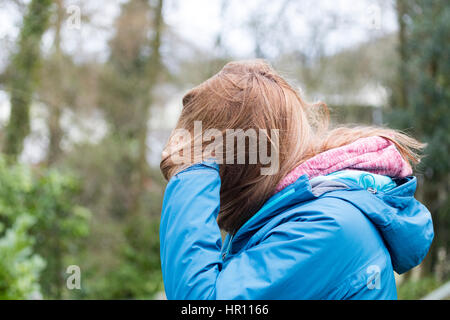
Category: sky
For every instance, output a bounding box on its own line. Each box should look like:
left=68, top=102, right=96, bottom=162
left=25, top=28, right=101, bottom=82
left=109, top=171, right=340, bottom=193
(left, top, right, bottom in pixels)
left=164, top=0, right=397, bottom=57
left=0, top=0, right=398, bottom=65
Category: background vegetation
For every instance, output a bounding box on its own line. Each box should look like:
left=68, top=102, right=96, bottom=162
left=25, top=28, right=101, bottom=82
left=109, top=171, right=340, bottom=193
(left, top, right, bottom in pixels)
left=0, top=0, right=448, bottom=299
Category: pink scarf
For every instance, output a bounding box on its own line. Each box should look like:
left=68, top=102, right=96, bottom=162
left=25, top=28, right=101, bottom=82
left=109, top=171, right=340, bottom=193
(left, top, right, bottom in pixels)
left=275, top=136, right=412, bottom=193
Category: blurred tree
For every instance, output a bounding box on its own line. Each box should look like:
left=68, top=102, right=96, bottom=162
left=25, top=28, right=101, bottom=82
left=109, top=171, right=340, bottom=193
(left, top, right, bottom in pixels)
left=137, top=0, right=164, bottom=212
left=98, top=0, right=165, bottom=216
left=46, top=0, right=64, bottom=165
left=3, top=0, right=53, bottom=160
left=37, top=0, right=100, bottom=165
left=390, top=0, right=450, bottom=277
left=57, top=0, right=167, bottom=299
left=396, top=0, right=409, bottom=109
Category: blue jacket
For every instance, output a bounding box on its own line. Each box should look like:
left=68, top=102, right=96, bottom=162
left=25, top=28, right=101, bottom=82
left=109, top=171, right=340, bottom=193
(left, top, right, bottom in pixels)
left=159, top=162, right=434, bottom=299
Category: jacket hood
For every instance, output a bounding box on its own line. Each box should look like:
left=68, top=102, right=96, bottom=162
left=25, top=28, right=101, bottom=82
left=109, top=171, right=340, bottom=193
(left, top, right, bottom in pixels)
left=227, top=171, right=434, bottom=275
left=331, top=175, right=434, bottom=274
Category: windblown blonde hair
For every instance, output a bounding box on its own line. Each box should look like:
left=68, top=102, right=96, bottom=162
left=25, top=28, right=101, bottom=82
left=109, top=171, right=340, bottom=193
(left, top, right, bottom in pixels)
left=160, top=60, right=425, bottom=233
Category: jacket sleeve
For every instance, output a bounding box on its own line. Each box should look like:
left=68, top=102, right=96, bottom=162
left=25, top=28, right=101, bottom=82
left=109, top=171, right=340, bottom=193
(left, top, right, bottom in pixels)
left=159, top=162, right=223, bottom=299
left=159, top=162, right=348, bottom=300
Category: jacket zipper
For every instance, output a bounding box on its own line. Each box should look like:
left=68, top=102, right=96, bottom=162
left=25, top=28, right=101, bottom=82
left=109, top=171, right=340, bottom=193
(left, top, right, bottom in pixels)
left=222, top=234, right=234, bottom=260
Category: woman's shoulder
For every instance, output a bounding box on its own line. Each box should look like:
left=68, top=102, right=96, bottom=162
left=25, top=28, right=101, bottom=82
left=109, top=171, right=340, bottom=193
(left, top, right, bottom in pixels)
left=257, top=194, right=388, bottom=258
left=245, top=195, right=396, bottom=298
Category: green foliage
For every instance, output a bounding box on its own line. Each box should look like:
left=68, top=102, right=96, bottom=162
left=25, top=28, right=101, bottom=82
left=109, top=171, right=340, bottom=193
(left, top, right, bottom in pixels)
left=0, top=215, right=45, bottom=299
left=0, top=157, right=43, bottom=299
left=30, top=170, right=91, bottom=299
left=59, top=138, right=165, bottom=299
left=397, top=276, right=442, bottom=300
left=389, top=0, right=450, bottom=176
left=0, top=156, right=90, bottom=299
left=404, top=1, right=450, bottom=177
left=387, top=0, right=450, bottom=274
left=82, top=217, right=163, bottom=299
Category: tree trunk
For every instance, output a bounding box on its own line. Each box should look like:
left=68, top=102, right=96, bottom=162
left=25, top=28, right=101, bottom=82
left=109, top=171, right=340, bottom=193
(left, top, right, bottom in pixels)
left=396, top=0, right=409, bottom=109
left=47, top=0, right=64, bottom=165
left=3, top=0, right=53, bottom=161
left=135, top=0, right=164, bottom=213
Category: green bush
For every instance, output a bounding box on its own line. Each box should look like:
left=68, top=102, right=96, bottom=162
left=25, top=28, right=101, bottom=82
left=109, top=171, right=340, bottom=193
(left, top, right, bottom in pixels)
left=80, top=216, right=163, bottom=299
left=29, top=170, right=91, bottom=299
left=0, top=156, right=90, bottom=299
left=397, top=276, right=443, bottom=300
left=0, top=215, right=45, bottom=299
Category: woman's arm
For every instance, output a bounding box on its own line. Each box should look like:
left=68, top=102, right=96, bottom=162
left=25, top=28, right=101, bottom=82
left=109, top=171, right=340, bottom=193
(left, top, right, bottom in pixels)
left=160, top=162, right=223, bottom=299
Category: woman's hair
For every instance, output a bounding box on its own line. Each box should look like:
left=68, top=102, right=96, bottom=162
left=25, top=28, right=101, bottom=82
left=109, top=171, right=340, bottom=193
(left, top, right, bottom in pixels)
left=160, top=59, right=425, bottom=233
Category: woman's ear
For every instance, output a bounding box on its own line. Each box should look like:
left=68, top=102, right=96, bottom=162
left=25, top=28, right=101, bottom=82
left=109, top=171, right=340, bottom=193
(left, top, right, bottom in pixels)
left=182, top=92, right=195, bottom=108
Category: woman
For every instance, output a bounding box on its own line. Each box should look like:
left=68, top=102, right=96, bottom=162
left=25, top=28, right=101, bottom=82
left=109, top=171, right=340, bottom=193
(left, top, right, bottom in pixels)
left=159, top=60, right=433, bottom=299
